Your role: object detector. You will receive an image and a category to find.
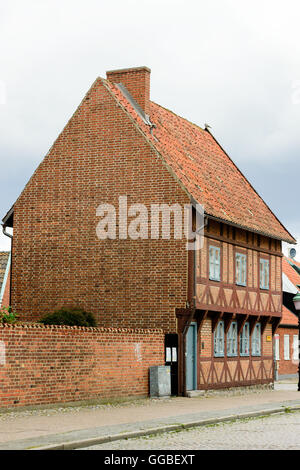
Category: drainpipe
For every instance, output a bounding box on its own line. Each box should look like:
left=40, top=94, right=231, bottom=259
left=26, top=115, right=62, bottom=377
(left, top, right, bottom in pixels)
left=2, top=223, right=13, bottom=307
left=2, top=224, right=13, bottom=240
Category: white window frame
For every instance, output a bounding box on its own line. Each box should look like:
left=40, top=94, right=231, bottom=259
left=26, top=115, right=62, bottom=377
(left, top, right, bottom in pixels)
left=293, top=335, right=298, bottom=362
left=227, top=321, right=238, bottom=357
left=260, top=258, right=270, bottom=290
left=236, top=253, right=247, bottom=286
left=214, top=321, right=225, bottom=357
left=209, top=246, right=221, bottom=282
left=251, top=323, right=261, bottom=356
left=240, top=322, right=250, bottom=356
left=284, top=335, right=290, bottom=361
left=275, top=335, right=280, bottom=361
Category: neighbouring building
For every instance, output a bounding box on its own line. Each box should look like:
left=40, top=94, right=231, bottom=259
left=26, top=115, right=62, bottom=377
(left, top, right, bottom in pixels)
left=275, top=255, right=299, bottom=377
left=0, top=251, right=10, bottom=308
left=2, top=66, right=296, bottom=397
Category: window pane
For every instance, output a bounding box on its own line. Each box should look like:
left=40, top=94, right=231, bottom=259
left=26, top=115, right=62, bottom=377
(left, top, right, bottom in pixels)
left=275, top=336, right=280, bottom=361
left=210, top=246, right=220, bottom=281
left=252, top=323, right=261, bottom=356
left=228, top=322, right=237, bottom=356
left=240, top=322, right=250, bottom=356
left=214, top=321, right=224, bottom=356
left=284, top=335, right=290, bottom=360
left=293, top=336, right=298, bottom=361
left=242, top=256, right=246, bottom=285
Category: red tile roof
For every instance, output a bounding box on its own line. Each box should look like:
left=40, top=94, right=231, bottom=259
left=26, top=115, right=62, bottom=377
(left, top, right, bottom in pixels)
left=104, top=79, right=295, bottom=243
left=286, top=257, right=300, bottom=269
left=281, top=305, right=298, bottom=326
left=283, top=257, right=300, bottom=288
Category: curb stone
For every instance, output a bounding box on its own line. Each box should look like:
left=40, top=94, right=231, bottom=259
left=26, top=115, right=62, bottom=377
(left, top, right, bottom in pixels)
left=33, top=404, right=300, bottom=450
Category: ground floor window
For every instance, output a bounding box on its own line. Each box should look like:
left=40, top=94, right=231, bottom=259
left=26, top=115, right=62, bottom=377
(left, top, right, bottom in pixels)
left=251, top=323, right=261, bottom=356
left=227, top=321, right=238, bottom=356
left=240, top=322, right=250, bottom=356
left=214, top=320, right=224, bottom=357
left=293, top=335, right=299, bottom=362
left=275, top=335, right=280, bottom=361
left=284, top=335, right=290, bottom=360
left=212, top=318, right=263, bottom=359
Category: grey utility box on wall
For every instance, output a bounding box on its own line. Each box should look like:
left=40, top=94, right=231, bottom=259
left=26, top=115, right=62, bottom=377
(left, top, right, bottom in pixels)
left=149, top=365, right=171, bottom=398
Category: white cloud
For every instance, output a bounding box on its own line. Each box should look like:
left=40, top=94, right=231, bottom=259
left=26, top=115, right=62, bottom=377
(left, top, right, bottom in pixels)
left=0, top=0, right=299, bottom=249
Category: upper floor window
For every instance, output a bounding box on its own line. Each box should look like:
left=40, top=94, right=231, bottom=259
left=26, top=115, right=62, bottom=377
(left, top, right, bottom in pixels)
left=227, top=321, right=238, bottom=357
left=236, top=253, right=247, bottom=286
left=209, top=246, right=221, bottom=282
left=251, top=323, right=261, bottom=356
left=240, top=322, right=250, bottom=356
left=260, top=258, right=269, bottom=290
left=214, top=320, right=224, bottom=357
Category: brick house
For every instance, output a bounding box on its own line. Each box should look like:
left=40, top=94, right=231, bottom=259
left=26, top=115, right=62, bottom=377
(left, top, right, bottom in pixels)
left=274, top=256, right=299, bottom=377
left=0, top=252, right=10, bottom=308
left=2, top=66, right=296, bottom=396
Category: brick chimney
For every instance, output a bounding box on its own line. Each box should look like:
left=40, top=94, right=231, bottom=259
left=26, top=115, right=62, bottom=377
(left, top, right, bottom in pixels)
left=106, top=66, right=151, bottom=116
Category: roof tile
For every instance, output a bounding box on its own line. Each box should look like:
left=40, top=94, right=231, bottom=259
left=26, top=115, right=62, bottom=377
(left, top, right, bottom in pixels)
left=105, top=78, right=295, bottom=243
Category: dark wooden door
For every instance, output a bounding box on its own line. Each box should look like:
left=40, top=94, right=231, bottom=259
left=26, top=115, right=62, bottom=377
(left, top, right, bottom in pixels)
left=165, top=334, right=178, bottom=395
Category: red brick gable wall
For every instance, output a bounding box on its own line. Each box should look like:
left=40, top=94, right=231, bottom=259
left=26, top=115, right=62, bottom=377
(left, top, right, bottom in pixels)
left=11, top=78, right=189, bottom=330
left=0, top=325, right=164, bottom=408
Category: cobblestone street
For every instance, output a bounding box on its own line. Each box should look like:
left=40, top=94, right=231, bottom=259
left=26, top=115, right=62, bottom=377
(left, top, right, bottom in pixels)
left=84, top=411, right=300, bottom=450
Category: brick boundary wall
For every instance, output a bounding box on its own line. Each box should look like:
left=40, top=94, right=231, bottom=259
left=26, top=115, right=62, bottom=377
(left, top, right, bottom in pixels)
left=0, top=324, right=164, bottom=408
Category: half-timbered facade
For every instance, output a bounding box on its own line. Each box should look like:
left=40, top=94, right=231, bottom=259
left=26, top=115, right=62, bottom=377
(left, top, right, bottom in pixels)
left=2, top=66, right=296, bottom=398
left=181, top=221, right=283, bottom=393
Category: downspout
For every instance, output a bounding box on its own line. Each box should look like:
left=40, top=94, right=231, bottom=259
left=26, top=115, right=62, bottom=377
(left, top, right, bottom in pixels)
left=2, top=224, right=13, bottom=307
left=2, top=224, right=13, bottom=240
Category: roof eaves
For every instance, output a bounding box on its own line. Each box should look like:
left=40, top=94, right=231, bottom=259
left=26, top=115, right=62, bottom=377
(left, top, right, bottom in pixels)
left=2, top=206, right=14, bottom=227
left=206, top=213, right=293, bottom=245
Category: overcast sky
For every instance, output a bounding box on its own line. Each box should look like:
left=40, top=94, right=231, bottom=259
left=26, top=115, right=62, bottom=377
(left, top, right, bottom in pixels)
left=0, top=0, right=299, bottom=257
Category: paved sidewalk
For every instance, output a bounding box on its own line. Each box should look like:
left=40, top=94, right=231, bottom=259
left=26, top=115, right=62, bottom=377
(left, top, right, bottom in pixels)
left=0, top=384, right=299, bottom=450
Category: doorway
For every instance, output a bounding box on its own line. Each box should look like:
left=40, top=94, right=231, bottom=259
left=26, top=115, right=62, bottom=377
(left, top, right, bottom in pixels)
left=185, top=322, right=197, bottom=391
left=165, top=334, right=178, bottom=395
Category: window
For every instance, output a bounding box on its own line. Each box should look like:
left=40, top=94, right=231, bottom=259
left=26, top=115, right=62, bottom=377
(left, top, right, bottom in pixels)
left=284, top=335, right=290, bottom=360
left=275, top=335, right=280, bottom=361
left=214, top=321, right=224, bottom=357
left=252, top=323, right=261, bottom=356
left=227, top=321, right=238, bottom=357
left=209, top=246, right=221, bottom=281
left=236, top=253, right=247, bottom=286
left=260, top=259, right=269, bottom=290
left=240, top=322, right=250, bottom=356
left=293, top=335, right=298, bottom=362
